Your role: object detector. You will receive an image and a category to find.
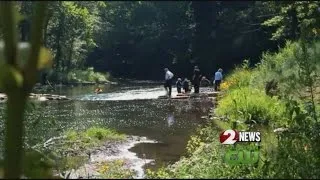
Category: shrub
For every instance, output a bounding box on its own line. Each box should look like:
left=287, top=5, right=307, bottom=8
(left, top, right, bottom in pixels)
left=253, top=40, right=320, bottom=97
left=84, top=127, right=126, bottom=141
left=46, top=67, right=111, bottom=84
left=65, top=131, right=78, bottom=141
left=67, top=67, right=110, bottom=83
left=62, top=127, right=125, bottom=152
left=215, top=87, right=286, bottom=125
left=221, top=60, right=253, bottom=91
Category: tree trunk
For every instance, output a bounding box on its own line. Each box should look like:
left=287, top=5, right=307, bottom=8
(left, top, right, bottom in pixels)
left=19, top=19, right=30, bottom=42
left=289, top=6, right=298, bottom=40
left=55, top=11, right=65, bottom=71
left=43, top=12, right=51, bottom=47
left=191, top=1, right=217, bottom=75
left=4, top=92, right=27, bottom=178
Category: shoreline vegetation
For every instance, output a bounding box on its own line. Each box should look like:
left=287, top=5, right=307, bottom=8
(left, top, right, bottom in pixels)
left=31, top=67, right=118, bottom=93
left=40, top=67, right=115, bottom=86
left=146, top=40, right=320, bottom=179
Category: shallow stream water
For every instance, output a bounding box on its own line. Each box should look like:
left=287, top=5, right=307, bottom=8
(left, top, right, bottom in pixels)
left=0, top=81, right=215, bottom=177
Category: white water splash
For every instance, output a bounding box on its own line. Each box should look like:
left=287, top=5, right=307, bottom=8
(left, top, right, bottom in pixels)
left=79, top=87, right=169, bottom=101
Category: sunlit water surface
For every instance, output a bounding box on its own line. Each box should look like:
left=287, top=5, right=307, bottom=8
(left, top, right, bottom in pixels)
left=0, top=82, right=214, bottom=171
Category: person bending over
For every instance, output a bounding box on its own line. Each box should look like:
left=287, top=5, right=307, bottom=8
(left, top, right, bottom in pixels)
left=200, top=76, right=211, bottom=87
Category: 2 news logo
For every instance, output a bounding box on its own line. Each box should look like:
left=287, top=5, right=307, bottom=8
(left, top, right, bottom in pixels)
left=219, top=129, right=261, bottom=145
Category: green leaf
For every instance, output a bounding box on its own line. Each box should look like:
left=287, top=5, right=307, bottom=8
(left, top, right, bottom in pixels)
left=37, top=47, right=53, bottom=70
left=0, top=64, right=24, bottom=92
left=13, top=5, right=25, bottom=24
left=13, top=42, right=52, bottom=70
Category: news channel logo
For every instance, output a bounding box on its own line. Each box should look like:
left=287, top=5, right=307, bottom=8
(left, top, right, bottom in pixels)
left=220, top=129, right=261, bottom=165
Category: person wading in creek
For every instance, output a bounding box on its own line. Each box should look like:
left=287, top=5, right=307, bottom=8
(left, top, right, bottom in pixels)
left=214, top=68, right=223, bottom=91
left=192, top=66, right=201, bottom=94
left=164, top=68, right=174, bottom=97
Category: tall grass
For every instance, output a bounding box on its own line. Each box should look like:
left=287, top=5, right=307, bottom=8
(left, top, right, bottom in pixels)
left=215, top=87, right=287, bottom=125
left=65, top=127, right=126, bottom=147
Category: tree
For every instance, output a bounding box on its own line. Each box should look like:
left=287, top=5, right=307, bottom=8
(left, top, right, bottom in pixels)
left=0, top=1, right=51, bottom=178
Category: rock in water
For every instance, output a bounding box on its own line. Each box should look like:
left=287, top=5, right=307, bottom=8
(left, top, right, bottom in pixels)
left=38, top=96, right=48, bottom=101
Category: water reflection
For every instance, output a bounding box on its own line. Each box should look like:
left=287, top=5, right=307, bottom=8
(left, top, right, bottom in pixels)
left=167, top=114, right=175, bottom=127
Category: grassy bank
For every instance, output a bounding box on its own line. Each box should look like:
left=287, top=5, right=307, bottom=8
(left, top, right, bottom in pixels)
left=20, top=127, right=129, bottom=178
left=147, top=40, right=320, bottom=178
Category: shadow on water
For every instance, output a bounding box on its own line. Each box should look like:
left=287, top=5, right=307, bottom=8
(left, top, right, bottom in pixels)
left=0, top=83, right=214, bottom=171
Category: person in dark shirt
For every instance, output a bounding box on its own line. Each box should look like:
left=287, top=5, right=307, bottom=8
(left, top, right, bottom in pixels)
left=182, top=78, right=190, bottom=93
left=176, top=78, right=183, bottom=93
left=192, top=66, right=201, bottom=93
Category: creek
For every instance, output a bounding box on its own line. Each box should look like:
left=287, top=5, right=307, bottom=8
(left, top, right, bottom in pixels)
left=0, top=81, right=215, bottom=178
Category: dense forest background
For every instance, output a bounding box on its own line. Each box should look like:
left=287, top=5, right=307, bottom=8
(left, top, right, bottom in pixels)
left=6, top=1, right=319, bottom=81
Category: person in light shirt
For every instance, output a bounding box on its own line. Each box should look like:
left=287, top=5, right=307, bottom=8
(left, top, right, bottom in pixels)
left=214, top=68, right=223, bottom=91
left=164, top=68, right=174, bottom=97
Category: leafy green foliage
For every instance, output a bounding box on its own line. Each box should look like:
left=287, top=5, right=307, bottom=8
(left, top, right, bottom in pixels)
left=0, top=64, right=24, bottom=92
left=67, top=67, right=110, bottom=83
left=254, top=40, right=320, bottom=101
left=262, top=1, right=320, bottom=40
left=46, top=67, right=111, bottom=84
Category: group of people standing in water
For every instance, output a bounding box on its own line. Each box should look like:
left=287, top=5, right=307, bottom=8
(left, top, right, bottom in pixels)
left=164, top=66, right=223, bottom=97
